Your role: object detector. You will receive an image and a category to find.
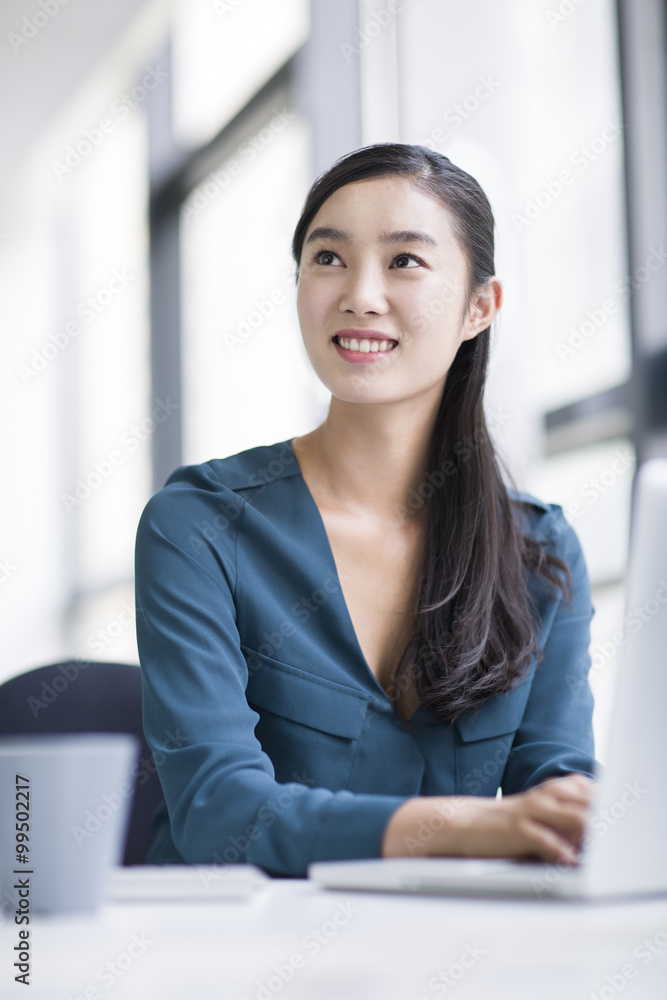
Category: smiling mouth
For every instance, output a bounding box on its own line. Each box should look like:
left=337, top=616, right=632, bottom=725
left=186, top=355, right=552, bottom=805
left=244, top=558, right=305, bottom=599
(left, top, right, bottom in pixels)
left=332, top=335, right=398, bottom=353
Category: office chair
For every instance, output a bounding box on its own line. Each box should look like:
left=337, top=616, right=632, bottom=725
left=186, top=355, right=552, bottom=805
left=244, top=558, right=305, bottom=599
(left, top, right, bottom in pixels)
left=0, top=660, right=164, bottom=865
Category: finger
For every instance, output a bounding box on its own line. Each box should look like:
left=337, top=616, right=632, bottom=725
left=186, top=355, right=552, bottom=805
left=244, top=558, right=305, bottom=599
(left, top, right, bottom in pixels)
left=522, top=798, right=589, bottom=847
left=526, top=787, right=591, bottom=823
left=514, top=817, right=580, bottom=865
left=508, top=787, right=590, bottom=843
left=534, top=790, right=592, bottom=820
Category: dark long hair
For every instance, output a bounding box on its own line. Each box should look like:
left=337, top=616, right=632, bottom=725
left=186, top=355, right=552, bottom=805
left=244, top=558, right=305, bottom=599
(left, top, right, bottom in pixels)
left=291, top=143, right=571, bottom=726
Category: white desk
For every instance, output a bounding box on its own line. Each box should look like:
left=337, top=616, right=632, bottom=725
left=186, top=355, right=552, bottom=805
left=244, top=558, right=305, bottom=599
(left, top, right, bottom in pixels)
left=3, top=872, right=667, bottom=999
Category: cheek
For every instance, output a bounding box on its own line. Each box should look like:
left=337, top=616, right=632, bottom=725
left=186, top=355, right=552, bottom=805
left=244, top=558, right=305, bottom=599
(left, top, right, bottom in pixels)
left=296, top=280, right=325, bottom=331
left=404, top=304, right=464, bottom=361
left=409, top=271, right=467, bottom=323
left=399, top=281, right=453, bottom=340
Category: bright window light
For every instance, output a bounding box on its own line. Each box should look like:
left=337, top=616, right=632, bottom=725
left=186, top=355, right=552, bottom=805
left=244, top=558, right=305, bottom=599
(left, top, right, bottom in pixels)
left=172, top=0, right=310, bottom=149
left=180, top=107, right=325, bottom=465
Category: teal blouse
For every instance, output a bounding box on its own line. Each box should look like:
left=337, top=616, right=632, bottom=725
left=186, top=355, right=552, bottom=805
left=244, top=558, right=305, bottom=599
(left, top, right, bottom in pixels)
left=134, top=438, right=596, bottom=875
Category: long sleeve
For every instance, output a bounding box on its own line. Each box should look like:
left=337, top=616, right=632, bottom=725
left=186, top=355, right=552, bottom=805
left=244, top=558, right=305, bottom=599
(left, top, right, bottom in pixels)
left=135, top=469, right=409, bottom=877
left=499, top=506, right=597, bottom=794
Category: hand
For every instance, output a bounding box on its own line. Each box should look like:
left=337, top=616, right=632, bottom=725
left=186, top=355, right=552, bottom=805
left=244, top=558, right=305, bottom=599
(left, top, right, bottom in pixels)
left=382, top=773, right=594, bottom=864
left=450, top=773, right=594, bottom=864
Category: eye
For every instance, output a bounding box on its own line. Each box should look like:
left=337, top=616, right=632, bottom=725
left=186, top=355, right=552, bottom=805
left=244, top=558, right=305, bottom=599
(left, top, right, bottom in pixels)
left=392, top=254, right=423, bottom=269
left=310, top=249, right=425, bottom=268
left=312, top=249, right=343, bottom=266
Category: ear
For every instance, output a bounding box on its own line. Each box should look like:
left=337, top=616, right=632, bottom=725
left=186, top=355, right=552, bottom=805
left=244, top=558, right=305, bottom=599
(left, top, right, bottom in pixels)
left=461, top=277, right=503, bottom=341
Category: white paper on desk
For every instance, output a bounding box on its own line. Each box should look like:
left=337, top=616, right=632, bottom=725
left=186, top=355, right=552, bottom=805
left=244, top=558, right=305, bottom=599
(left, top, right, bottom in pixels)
left=106, top=864, right=270, bottom=901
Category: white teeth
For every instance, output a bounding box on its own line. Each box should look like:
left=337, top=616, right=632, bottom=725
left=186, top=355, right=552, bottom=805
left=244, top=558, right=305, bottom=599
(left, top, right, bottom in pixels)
left=337, top=337, right=396, bottom=353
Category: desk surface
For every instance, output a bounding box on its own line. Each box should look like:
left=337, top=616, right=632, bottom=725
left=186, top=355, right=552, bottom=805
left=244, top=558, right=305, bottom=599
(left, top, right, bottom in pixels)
left=3, top=872, right=667, bottom=999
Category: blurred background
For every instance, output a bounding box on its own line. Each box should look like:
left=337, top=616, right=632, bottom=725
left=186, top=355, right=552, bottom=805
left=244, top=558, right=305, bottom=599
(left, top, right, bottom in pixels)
left=1, top=0, right=665, bottom=763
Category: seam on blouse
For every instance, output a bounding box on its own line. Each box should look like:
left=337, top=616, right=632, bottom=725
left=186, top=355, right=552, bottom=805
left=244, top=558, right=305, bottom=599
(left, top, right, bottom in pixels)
left=233, top=497, right=248, bottom=603
left=344, top=722, right=366, bottom=791
left=150, top=533, right=231, bottom=589
left=241, top=644, right=370, bottom=701
left=548, top=614, right=594, bottom=629
left=145, top=496, right=248, bottom=599
left=345, top=732, right=368, bottom=795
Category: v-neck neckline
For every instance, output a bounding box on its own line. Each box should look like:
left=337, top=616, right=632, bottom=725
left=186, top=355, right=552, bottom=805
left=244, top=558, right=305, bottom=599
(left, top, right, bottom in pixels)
left=281, top=436, right=408, bottom=709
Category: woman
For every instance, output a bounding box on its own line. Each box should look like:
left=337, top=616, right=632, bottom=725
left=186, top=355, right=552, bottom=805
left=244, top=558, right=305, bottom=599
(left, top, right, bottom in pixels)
left=135, top=143, right=596, bottom=875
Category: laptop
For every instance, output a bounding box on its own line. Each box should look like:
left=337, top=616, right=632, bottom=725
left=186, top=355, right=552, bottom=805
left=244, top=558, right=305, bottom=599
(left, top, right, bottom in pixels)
left=308, top=458, right=667, bottom=901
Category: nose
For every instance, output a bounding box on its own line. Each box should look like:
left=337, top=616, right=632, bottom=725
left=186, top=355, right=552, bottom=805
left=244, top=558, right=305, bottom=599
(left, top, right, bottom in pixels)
left=338, top=263, right=389, bottom=316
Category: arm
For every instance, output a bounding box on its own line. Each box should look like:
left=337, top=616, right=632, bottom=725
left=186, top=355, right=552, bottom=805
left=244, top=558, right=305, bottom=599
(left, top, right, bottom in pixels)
left=135, top=471, right=408, bottom=876
left=382, top=507, right=597, bottom=862
left=500, top=506, right=596, bottom=791
left=381, top=773, right=593, bottom=862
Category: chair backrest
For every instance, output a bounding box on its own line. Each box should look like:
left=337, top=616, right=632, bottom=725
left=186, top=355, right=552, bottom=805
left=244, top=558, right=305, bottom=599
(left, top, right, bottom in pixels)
left=0, top=660, right=164, bottom=865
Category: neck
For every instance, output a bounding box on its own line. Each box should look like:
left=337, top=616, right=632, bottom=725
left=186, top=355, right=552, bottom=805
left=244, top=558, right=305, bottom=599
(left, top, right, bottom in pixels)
left=292, top=389, right=443, bottom=523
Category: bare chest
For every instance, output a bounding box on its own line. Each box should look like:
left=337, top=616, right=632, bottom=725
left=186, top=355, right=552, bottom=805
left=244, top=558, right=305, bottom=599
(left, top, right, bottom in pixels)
left=318, top=508, right=423, bottom=701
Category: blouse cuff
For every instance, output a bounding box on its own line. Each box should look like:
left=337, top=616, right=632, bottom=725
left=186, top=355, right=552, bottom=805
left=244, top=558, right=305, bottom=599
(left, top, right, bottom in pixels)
left=311, top=792, right=413, bottom=865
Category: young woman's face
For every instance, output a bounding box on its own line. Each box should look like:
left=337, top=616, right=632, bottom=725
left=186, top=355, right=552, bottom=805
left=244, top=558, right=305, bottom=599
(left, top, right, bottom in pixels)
left=296, top=174, right=499, bottom=405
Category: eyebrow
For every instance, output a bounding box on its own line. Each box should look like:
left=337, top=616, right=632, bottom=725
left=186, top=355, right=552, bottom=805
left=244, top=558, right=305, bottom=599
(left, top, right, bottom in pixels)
left=304, top=226, right=438, bottom=247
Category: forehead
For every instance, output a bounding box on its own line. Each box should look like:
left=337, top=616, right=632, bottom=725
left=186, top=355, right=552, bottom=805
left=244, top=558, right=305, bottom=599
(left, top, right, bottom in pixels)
left=305, top=175, right=458, bottom=243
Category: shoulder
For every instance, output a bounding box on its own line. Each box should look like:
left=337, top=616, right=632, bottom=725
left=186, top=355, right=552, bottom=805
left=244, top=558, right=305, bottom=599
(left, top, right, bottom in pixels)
left=508, top=488, right=589, bottom=593
left=162, top=438, right=299, bottom=495
left=509, top=488, right=573, bottom=546
left=136, top=438, right=300, bottom=544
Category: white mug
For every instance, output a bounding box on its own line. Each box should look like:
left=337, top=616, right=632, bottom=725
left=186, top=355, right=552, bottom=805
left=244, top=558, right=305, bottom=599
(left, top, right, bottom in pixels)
left=0, top=733, right=139, bottom=916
